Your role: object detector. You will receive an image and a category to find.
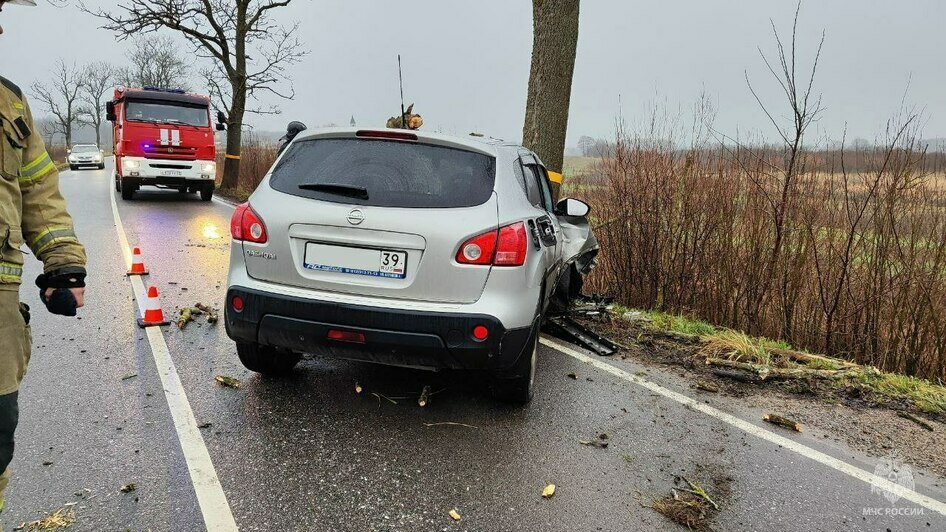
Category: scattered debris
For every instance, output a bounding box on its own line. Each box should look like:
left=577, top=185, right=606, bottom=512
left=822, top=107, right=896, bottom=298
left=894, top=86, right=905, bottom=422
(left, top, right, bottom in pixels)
left=73, top=489, right=91, bottom=499
left=42, top=461, right=53, bottom=466
left=543, top=316, right=618, bottom=356
left=652, top=489, right=711, bottom=530
left=424, top=422, right=479, bottom=429
left=763, top=413, right=802, bottom=432
left=121, top=374, right=137, bottom=381
left=177, top=303, right=218, bottom=329
left=372, top=392, right=398, bottom=405
left=448, top=508, right=461, bottom=521
left=622, top=454, right=635, bottom=463
left=418, top=385, right=432, bottom=407
left=354, top=382, right=363, bottom=394
left=194, top=303, right=218, bottom=324
left=214, top=375, right=241, bottom=389
left=542, top=484, right=556, bottom=499
left=566, top=373, right=577, bottom=380
left=176, top=306, right=200, bottom=329
left=694, top=381, right=719, bottom=393
left=120, top=483, right=137, bottom=493
left=680, top=477, right=719, bottom=511
left=15, top=505, right=76, bottom=531
left=197, top=422, right=212, bottom=429
left=579, top=432, right=610, bottom=448
left=898, top=411, right=935, bottom=431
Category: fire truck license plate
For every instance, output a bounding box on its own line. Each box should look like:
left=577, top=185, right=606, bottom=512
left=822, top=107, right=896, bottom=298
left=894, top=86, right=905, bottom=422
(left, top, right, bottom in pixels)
left=162, top=170, right=183, bottom=177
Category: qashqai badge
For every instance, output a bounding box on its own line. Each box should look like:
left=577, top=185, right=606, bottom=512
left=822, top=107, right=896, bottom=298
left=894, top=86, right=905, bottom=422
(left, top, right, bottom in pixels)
left=347, top=209, right=365, bottom=225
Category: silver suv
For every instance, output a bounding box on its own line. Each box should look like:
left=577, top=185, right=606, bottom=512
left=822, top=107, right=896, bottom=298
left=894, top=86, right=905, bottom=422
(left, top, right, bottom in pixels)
left=225, top=128, right=597, bottom=403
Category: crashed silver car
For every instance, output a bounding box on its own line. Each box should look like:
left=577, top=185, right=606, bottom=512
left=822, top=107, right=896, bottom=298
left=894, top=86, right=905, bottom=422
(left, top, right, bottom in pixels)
left=225, top=127, right=597, bottom=403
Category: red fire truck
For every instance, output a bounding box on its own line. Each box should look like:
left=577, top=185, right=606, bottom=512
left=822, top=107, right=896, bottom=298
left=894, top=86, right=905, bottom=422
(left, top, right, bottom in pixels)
left=107, top=87, right=225, bottom=201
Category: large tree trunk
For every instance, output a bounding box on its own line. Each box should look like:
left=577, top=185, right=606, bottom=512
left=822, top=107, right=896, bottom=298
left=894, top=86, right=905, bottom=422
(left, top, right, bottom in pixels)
left=522, top=0, right=580, bottom=200
left=220, top=93, right=246, bottom=190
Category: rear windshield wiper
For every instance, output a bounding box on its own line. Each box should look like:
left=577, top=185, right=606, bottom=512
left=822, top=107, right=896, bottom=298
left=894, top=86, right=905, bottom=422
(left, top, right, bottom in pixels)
left=298, top=182, right=369, bottom=200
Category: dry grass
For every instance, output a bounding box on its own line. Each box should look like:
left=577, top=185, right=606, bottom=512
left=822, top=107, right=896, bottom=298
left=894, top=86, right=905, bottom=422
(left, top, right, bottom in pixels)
left=17, top=505, right=76, bottom=531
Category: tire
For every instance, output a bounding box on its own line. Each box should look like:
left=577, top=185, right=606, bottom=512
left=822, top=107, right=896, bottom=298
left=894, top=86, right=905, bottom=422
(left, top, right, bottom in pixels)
left=69, top=165, right=77, bottom=171
left=114, top=174, right=120, bottom=192
left=177, top=186, right=188, bottom=194
left=491, top=321, right=539, bottom=404
left=199, top=183, right=214, bottom=201
left=98, top=164, right=106, bottom=170
left=120, top=176, right=136, bottom=200
left=236, top=342, right=301, bottom=375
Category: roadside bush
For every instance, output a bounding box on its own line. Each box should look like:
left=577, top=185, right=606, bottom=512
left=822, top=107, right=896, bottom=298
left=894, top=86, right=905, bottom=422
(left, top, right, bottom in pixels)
left=582, top=113, right=946, bottom=382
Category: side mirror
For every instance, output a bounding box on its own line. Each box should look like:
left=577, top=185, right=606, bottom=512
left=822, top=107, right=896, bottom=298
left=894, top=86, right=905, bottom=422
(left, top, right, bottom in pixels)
left=217, top=110, right=227, bottom=123
left=216, top=122, right=226, bottom=131
left=555, top=198, right=590, bottom=218
left=105, top=101, right=116, bottom=122
left=100, top=149, right=105, bottom=154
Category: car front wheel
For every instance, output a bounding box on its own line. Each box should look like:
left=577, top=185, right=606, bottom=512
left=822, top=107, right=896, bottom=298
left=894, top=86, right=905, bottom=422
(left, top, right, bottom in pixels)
left=236, top=342, right=301, bottom=375
left=200, top=183, right=214, bottom=201
left=491, top=322, right=539, bottom=404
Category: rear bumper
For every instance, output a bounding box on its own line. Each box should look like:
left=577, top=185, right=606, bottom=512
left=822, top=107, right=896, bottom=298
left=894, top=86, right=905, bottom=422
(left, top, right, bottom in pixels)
left=224, top=286, right=535, bottom=371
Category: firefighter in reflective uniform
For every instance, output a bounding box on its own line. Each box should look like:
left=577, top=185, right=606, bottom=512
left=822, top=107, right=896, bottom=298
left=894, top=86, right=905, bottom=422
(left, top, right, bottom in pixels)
left=1, top=0, right=88, bottom=514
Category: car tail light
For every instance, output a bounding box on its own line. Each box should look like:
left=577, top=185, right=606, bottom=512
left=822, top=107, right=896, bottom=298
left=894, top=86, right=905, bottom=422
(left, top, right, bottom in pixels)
left=494, top=222, right=527, bottom=266
left=327, top=329, right=366, bottom=344
left=456, top=222, right=527, bottom=267
left=230, top=202, right=267, bottom=243
left=456, top=231, right=497, bottom=265
left=231, top=295, right=244, bottom=312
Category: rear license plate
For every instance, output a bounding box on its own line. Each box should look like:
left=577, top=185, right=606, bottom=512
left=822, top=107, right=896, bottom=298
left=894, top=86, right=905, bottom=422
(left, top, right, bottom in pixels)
left=162, top=170, right=183, bottom=176
left=303, top=243, right=407, bottom=279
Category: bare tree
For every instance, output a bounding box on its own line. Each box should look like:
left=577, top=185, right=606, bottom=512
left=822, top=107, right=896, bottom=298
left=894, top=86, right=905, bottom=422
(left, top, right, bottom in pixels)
left=116, top=35, right=191, bottom=90
left=88, top=0, right=307, bottom=190
left=740, top=1, right=825, bottom=335
left=30, top=60, right=83, bottom=147
left=79, top=62, right=116, bottom=147
left=522, top=0, right=580, bottom=200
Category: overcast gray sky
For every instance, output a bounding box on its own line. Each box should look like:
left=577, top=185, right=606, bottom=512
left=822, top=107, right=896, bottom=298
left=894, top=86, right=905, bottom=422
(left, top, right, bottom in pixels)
left=2, top=0, right=944, bottom=145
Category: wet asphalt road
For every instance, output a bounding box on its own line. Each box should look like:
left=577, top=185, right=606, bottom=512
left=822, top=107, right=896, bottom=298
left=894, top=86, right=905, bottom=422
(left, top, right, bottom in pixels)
left=2, top=160, right=945, bottom=531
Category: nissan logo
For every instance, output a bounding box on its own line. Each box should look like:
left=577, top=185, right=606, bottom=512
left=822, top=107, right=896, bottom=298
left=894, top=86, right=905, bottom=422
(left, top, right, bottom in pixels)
left=347, top=209, right=365, bottom=225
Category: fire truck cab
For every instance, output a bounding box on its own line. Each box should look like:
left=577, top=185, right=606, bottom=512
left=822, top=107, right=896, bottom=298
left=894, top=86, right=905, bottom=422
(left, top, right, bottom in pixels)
left=107, top=87, right=224, bottom=201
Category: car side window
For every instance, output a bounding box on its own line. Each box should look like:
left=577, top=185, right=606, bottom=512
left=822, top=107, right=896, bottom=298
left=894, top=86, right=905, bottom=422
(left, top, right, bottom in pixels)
left=520, top=160, right=543, bottom=208
left=534, top=165, right=554, bottom=212
left=523, top=163, right=554, bottom=212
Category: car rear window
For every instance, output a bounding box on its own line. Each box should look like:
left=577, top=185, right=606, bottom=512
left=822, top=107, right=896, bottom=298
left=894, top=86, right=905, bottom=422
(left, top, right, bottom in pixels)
left=269, top=138, right=496, bottom=208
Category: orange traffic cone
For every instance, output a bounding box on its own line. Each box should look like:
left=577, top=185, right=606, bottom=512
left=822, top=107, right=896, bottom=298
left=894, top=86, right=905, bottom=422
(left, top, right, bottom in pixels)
left=138, top=286, right=170, bottom=327
left=127, top=247, right=149, bottom=275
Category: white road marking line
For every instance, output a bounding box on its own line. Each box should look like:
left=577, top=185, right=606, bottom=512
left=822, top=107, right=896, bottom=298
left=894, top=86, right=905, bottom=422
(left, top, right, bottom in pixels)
left=540, top=336, right=946, bottom=516
left=110, top=186, right=239, bottom=531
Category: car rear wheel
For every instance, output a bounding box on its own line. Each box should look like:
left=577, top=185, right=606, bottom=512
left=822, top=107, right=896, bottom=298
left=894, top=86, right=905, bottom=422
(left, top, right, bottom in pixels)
left=236, top=342, right=301, bottom=375
left=491, top=322, right=539, bottom=404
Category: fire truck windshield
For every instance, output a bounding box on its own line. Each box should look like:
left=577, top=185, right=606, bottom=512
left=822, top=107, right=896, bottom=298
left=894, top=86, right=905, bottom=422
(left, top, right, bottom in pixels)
left=125, top=101, right=210, bottom=127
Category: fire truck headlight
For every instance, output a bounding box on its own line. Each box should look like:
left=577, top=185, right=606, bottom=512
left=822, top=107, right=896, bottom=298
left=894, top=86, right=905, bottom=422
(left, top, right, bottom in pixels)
left=123, top=159, right=140, bottom=170
left=201, top=162, right=216, bottom=174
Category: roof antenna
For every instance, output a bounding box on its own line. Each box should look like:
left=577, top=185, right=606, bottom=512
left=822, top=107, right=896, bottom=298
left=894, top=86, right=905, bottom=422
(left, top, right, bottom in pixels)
left=398, top=54, right=406, bottom=128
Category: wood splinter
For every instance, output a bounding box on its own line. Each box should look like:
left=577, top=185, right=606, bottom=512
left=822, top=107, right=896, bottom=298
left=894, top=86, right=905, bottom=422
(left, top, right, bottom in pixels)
left=763, top=413, right=802, bottom=432
left=418, top=385, right=432, bottom=407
